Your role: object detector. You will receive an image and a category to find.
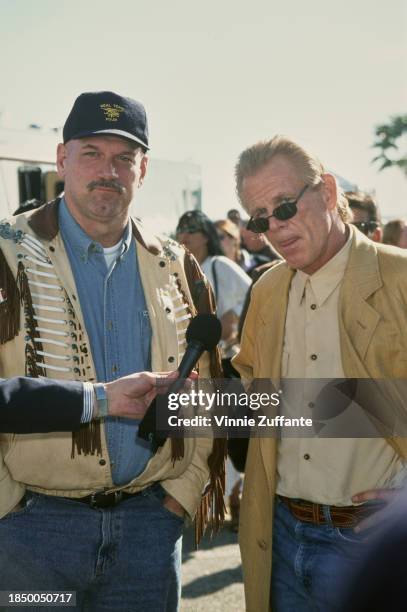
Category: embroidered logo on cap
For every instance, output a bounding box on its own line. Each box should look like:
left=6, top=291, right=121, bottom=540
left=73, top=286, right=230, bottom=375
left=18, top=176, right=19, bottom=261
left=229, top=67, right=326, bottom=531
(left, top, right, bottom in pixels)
left=100, top=103, right=124, bottom=122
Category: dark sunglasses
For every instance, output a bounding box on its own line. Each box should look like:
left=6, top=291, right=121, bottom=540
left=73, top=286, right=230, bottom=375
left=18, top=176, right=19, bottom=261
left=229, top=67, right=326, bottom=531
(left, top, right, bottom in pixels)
left=247, top=184, right=309, bottom=233
left=351, top=221, right=379, bottom=236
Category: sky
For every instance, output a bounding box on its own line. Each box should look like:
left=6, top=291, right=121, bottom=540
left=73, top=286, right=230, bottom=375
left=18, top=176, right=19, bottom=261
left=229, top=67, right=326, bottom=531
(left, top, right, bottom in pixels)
left=0, top=0, right=406, bottom=221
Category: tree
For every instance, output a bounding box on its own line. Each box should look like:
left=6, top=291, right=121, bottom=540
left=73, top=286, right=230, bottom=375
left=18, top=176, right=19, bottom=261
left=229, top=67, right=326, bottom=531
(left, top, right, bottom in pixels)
left=372, top=114, right=407, bottom=176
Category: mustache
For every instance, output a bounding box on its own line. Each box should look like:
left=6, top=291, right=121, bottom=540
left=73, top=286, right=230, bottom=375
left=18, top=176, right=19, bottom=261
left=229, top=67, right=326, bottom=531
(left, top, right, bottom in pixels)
left=87, top=179, right=124, bottom=193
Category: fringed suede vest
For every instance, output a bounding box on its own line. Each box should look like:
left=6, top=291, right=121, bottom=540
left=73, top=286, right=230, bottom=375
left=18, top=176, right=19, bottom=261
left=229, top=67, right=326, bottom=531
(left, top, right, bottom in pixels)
left=0, top=200, right=227, bottom=543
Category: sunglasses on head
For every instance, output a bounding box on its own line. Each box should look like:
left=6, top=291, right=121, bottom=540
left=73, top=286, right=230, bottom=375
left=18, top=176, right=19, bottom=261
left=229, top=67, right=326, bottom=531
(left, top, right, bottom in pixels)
left=351, top=221, right=379, bottom=236
left=247, top=184, right=309, bottom=233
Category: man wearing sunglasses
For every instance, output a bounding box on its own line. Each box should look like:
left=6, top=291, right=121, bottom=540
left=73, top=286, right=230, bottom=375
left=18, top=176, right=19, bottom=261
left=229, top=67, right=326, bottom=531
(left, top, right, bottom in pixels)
left=346, top=190, right=383, bottom=242
left=232, top=136, right=407, bottom=611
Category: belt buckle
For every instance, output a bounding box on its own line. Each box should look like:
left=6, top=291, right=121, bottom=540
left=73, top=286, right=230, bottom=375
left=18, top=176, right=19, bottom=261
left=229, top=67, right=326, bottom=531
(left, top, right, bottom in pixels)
left=89, top=491, right=122, bottom=509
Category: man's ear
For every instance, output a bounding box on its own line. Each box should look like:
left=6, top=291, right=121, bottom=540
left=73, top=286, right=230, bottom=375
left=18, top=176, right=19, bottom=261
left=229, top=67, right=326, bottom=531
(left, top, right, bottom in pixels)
left=138, top=154, right=148, bottom=188
left=321, top=173, right=338, bottom=212
left=56, top=143, right=67, bottom=178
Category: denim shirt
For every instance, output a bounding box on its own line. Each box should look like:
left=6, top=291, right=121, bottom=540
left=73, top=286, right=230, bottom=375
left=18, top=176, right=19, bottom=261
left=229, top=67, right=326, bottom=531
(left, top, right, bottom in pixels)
left=59, top=199, right=153, bottom=485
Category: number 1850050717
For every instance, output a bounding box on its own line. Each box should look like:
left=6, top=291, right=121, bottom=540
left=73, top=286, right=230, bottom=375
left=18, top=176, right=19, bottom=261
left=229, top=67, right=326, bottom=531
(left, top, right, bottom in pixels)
left=0, top=592, right=76, bottom=607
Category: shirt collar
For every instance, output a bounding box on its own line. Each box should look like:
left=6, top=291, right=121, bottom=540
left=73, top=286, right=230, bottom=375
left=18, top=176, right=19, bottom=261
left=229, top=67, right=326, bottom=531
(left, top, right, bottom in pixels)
left=291, top=229, right=353, bottom=308
left=59, top=197, right=132, bottom=263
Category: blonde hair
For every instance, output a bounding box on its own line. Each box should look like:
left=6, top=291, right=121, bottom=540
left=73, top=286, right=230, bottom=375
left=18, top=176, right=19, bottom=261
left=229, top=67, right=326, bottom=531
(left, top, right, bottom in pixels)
left=235, top=136, right=351, bottom=222
left=215, top=219, right=240, bottom=241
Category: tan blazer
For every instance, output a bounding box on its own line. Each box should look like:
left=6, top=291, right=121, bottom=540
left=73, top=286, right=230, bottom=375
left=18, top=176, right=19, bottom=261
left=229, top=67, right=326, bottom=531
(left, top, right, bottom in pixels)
left=233, top=226, right=407, bottom=612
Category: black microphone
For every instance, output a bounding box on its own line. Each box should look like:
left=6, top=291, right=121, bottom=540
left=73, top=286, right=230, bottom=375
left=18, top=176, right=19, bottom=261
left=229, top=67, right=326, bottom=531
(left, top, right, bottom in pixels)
left=138, top=313, right=222, bottom=444
left=168, top=314, right=222, bottom=394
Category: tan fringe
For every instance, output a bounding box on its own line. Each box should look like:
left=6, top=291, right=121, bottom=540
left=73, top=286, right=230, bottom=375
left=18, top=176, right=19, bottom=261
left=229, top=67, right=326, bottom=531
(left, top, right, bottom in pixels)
left=195, top=492, right=210, bottom=546
left=207, top=437, right=227, bottom=526
left=194, top=458, right=227, bottom=547
left=183, top=251, right=228, bottom=545
left=0, top=250, right=21, bottom=344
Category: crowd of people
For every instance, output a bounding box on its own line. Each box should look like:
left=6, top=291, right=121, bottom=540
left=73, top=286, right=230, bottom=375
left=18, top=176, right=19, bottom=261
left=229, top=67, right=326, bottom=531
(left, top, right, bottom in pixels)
left=0, top=90, right=406, bottom=612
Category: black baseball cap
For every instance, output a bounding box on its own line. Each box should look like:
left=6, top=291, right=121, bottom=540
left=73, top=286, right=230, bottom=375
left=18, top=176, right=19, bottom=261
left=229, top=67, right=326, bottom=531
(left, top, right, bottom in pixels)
left=63, top=91, right=149, bottom=150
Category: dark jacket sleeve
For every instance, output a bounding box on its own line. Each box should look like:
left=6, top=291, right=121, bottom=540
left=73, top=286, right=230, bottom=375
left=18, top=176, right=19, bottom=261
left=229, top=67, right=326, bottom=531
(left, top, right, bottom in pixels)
left=0, top=377, right=84, bottom=433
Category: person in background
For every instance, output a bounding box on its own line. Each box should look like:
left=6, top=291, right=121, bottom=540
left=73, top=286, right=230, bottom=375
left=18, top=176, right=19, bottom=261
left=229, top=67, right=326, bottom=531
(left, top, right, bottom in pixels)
left=383, top=218, right=407, bottom=248
left=346, top=191, right=382, bottom=242
left=215, top=218, right=256, bottom=276
left=227, top=208, right=242, bottom=225
left=176, top=210, right=251, bottom=373
left=240, top=218, right=281, bottom=276
left=215, top=218, right=242, bottom=263
left=176, top=210, right=251, bottom=530
left=0, top=371, right=179, bottom=433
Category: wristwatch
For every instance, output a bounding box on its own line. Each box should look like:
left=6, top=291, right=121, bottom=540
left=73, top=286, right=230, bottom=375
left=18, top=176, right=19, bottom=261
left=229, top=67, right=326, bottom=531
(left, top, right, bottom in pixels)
left=93, top=383, right=109, bottom=418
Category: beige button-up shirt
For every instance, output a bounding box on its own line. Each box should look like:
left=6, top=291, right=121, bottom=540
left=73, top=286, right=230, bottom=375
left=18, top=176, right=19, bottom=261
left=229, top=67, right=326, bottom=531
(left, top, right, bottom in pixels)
left=276, top=233, right=405, bottom=505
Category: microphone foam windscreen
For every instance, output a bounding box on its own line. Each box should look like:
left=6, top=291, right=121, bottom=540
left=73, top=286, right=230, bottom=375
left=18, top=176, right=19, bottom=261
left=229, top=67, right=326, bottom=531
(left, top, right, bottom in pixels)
left=185, top=314, right=222, bottom=350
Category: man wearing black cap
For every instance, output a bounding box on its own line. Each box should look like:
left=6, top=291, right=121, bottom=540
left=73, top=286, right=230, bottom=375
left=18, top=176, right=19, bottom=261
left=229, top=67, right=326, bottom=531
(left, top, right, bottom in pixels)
left=0, top=91, right=224, bottom=611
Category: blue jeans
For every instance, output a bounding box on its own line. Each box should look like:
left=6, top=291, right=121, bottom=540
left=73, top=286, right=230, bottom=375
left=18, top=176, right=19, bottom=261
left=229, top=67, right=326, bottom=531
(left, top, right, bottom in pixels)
left=0, top=484, right=183, bottom=612
left=271, top=497, right=368, bottom=612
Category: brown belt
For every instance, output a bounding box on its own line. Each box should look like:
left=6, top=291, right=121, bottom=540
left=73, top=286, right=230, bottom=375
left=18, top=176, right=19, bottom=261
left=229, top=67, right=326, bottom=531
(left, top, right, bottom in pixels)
left=277, top=495, right=379, bottom=528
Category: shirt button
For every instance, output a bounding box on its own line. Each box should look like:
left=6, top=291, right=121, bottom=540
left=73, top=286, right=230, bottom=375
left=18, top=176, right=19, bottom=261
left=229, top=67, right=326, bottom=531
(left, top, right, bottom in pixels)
left=49, top=246, right=55, bottom=252
left=257, top=539, right=268, bottom=550
left=168, top=356, right=175, bottom=363
left=165, top=307, right=171, bottom=314
left=308, top=402, right=315, bottom=408
left=310, top=304, right=317, bottom=310
left=112, top=365, right=118, bottom=374
left=303, top=454, right=310, bottom=460
left=159, top=261, right=166, bottom=268
left=107, top=320, right=113, bottom=330
left=310, top=354, right=318, bottom=361
left=99, top=459, right=106, bottom=466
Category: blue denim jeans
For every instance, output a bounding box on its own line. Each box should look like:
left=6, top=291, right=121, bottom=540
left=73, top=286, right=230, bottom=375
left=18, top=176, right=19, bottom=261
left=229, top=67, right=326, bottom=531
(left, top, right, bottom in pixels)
left=271, top=497, right=369, bottom=612
left=0, top=484, right=183, bottom=612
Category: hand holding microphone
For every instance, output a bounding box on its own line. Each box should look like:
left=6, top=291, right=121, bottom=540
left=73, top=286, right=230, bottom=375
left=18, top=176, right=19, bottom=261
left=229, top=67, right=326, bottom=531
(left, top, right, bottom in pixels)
left=138, top=313, right=222, bottom=441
